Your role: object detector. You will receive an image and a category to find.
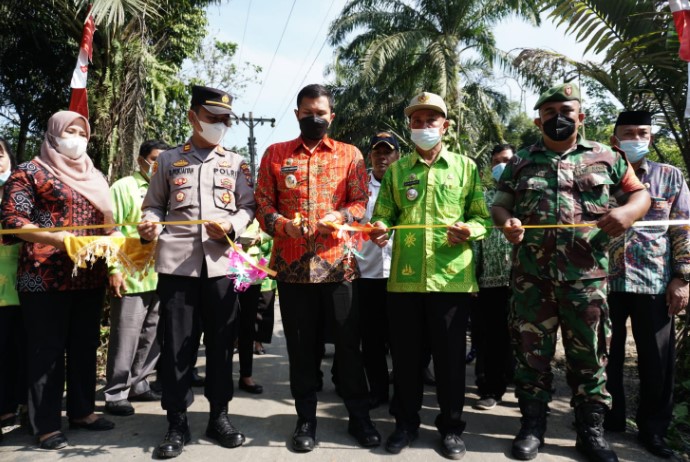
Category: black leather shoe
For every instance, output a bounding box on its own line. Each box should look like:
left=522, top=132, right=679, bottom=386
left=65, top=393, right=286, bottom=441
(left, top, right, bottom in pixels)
left=69, top=417, right=115, bottom=431
left=441, top=433, right=467, bottom=460
left=206, top=415, right=245, bottom=448
left=639, top=433, right=673, bottom=458
left=191, top=369, right=205, bottom=387
left=238, top=379, right=264, bottom=395
left=385, top=428, right=417, bottom=454
left=156, top=425, right=191, bottom=458
left=38, top=432, right=69, bottom=450
left=105, top=399, right=135, bottom=416
left=130, top=389, right=162, bottom=401
left=292, top=420, right=316, bottom=452
left=348, top=418, right=381, bottom=448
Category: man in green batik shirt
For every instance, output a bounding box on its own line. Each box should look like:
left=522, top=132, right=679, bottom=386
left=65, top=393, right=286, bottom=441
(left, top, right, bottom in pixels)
left=370, top=91, right=490, bottom=460
left=491, top=83, right=650, bottom=462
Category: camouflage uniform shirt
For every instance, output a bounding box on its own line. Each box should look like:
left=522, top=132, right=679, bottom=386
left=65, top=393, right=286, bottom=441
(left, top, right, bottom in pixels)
left=492, top=137, right=645, bottom=281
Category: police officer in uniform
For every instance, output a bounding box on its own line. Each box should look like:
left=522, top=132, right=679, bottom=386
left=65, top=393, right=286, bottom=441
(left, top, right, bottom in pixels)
left=138, top=85, right=256, bottom=459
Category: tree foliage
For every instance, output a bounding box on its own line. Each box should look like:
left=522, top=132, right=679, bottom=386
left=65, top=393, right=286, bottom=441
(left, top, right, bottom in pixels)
left=512, top=0, right=690, bottom=173
left=327, top=0, right=541, bottom=156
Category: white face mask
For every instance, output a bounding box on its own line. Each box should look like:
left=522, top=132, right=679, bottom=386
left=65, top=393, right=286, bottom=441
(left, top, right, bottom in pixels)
left=197, top=119, right=228, bottom=146
left=56, top=136, right=88, bottom=159
left=410, top=127, right=442, bottom=151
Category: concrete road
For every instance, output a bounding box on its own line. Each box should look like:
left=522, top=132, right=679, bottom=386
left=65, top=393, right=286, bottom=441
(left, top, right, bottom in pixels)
left=0, top=298, right=673, bottom=461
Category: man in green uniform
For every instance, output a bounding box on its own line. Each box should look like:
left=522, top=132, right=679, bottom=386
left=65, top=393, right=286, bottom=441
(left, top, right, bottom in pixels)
left=491, top=83, right=650, bottom=462
left=370, top=91, right=491, bottom=460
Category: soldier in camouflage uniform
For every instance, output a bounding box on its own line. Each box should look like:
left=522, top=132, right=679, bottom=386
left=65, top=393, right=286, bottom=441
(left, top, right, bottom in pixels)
left=491, top=83, right=651, bottom=462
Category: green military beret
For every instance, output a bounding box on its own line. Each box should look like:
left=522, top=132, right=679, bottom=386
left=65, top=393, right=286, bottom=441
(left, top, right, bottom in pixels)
left=533, top=83, right=581, bottom=110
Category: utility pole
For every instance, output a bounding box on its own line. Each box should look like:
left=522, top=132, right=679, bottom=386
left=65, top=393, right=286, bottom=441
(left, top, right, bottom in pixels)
left=234, top=112, right=276, bottom=181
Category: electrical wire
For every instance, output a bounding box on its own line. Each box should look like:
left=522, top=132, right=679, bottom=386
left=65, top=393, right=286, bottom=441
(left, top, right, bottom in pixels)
left=250, top=0, right=298, bottom=112
left=236, top=0, right=253, bottom=66
left=256, top=0, right=338, bottom=153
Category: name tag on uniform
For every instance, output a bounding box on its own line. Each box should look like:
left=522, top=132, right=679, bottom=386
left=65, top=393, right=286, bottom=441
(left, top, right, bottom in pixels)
left=281, top=166, right=298, bottom=173
left=404, top=179, right=420, bottom=187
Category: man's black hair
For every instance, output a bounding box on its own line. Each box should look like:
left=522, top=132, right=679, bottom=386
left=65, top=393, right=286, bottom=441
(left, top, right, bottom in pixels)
left=296, top=84, right=334, bottom=111
left=139, top=140, right=170, bottom=158
left=491, top=143, right=515, bottom=157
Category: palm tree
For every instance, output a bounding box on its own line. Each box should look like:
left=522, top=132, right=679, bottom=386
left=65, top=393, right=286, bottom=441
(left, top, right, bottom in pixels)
left=327, top=0, right=541, bottom=157
left=511, top=0, right=690, bottom=173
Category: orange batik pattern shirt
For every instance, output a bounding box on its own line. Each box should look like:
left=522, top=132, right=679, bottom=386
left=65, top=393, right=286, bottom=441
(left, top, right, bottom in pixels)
left=255, top=136, right=368, bottom=283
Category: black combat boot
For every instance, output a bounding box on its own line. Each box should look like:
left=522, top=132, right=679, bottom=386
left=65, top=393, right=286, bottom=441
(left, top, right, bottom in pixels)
left=575, top=402, right=619, bottom=462
left=156, top=411, right=191, bottom=459
left=511, top=400, right=547, bottom=460
left=206, top=404, right=245, bottom=448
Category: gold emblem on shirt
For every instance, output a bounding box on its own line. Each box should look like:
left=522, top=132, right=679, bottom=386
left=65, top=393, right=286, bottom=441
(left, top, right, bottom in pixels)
left=173, top=159, right=190, bottom=167
left=175, top=192, right=185, bottom=202
left=174, top=177, right=188, bottom=186
left=404, top=232, right=417, bottom=248
left=401, top=264, right=415, bottom=276
left=220, top=192, right=233, bottom=205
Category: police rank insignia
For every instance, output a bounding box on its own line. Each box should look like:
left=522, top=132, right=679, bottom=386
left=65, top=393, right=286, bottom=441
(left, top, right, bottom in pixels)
left=174, top=177, right=188, bottom=186
left=175, top=192, right=185, bottom=202
left=220, top=178, right=234, bottom=189
left=182, top=143, right=192, bottom=153
left=285, top=174, right=298, bottom=189
left=240, top=162, right=253, bottom=187
left=173, top=159, right=190, bottom=167
left=220, top=192, right=233, bottom=205
left=152, top=161, right=158, bottom=175
left=218, top=160, right=231, bottom=168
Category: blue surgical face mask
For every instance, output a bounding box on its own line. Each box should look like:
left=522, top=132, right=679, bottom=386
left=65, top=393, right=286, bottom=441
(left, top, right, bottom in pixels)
left=617, top=138, right=649, bottom=163
left=491, top=163, right=507, bottom=182
left=0, top=169, right=10, bottom=186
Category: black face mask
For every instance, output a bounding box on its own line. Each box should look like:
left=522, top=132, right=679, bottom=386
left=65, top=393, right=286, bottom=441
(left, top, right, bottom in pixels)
left=299, top=116, right=329, bottom=141
left=541, top=113, right=576, bottom=142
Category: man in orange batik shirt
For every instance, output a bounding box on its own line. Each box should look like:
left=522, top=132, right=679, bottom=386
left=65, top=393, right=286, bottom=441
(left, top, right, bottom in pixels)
left=255, top=84, right=380, bottom=453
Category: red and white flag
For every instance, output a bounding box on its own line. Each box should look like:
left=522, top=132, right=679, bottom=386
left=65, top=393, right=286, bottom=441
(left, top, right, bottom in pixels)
left=670, top=0, right=690, bottom=117
left=68, top=10, right=96, bottom=118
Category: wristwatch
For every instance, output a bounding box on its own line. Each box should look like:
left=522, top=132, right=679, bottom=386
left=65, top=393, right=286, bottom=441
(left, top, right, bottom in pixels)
left=674, top=272, right=690, bottom=283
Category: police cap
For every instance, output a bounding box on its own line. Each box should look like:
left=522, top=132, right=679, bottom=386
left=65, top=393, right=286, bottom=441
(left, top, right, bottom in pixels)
left=191, top=85, right=234, bottom=115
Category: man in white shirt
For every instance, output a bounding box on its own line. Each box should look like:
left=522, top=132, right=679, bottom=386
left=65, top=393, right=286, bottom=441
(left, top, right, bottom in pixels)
left=355, top=132, right=399, bottom=409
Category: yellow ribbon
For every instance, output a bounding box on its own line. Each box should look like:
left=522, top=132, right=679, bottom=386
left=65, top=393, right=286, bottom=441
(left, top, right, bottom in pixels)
left=1, top=220, right=276, bottom=278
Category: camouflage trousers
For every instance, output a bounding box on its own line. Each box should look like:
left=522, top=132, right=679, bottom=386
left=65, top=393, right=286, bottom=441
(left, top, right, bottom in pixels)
left=509, top=271, right=612, bottom=408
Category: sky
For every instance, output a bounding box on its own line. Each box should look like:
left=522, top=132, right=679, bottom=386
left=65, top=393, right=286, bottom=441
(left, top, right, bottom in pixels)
left=205, top=0, right=596, bottom=156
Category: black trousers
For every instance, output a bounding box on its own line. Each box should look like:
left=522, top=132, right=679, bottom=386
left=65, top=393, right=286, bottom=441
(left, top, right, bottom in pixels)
left=606, top=292, right=675, bottom=436
left=355, top=278, right=389, bottom=401
left=0, top=305, right=26, bottom=415
left=278, top=281, right=369, bottom=423
left=388, top=292, right=471, bottom=436
left=157, top=266, right=239, bottom=413
left=20, top=289, right=105, bottom=435
left=255, top=289, right=276, bottom=344
left=237, top=284, right=261, bottom=378
left=471, top=287, right=514, bottom=398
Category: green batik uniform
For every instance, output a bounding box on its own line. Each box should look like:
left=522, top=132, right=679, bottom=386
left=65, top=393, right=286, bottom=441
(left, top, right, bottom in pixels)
left=492, top=136, right=644, bottom=407
left=372, top=147, right=490, bottom=293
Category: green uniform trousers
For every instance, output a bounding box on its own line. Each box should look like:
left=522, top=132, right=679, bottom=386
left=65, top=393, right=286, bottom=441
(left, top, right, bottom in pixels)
left=509, top=271, right=612, bottom=408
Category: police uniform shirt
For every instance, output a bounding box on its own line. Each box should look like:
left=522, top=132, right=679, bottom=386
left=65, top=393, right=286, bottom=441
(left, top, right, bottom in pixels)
left=141, top=140, right=256, bottom=278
